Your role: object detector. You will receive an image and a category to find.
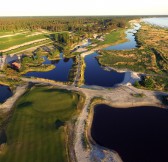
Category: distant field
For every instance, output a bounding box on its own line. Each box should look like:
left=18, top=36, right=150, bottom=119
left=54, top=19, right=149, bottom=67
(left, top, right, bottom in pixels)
left=0, top=32, right=49, bottom=51
left=0, top=87, right=80, bottom=162
left=3, top=39, right=52, bottom=55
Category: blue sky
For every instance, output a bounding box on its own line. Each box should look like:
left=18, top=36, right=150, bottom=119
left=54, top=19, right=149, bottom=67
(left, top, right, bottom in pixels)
left=0, top=0, right=168, bottom=16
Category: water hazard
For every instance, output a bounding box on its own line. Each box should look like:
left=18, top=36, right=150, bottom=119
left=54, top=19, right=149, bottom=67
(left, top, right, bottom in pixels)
left=84, top=52, right=125, bottom=87
left=91, top=104, right=168, bottom=162
left=0, top=85, right=12, bottom=103
left=25, top=54, right=74, bottom=82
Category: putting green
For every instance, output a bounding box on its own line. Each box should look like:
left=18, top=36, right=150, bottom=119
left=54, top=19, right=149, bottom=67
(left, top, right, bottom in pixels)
left=0, top=86, right=81, bottom=162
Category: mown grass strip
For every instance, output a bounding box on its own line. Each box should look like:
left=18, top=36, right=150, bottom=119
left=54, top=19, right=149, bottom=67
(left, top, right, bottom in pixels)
left=0, top=87, right=80, bottom=162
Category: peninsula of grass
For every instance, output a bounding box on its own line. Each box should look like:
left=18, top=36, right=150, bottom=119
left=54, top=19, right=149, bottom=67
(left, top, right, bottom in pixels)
left=99, top=28, right=127, bottom=45
left=0, top=86, right=82, bottom=162
left=98, top=47, right=166, bottom=74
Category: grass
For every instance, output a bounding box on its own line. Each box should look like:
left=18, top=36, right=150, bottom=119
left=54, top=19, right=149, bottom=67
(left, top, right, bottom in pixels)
left=3, top=39, right=52, bottom=55
left=0, top=86, right=81, bottom=162
left=99, top=28, right=126, bottom=45
left=136, top=23, right=168, bottom=73
left=0, top=32, right=48, bottom=50
left=98, top=48, right=163, bottom=74
left=0, top=77, right=23, bottom=90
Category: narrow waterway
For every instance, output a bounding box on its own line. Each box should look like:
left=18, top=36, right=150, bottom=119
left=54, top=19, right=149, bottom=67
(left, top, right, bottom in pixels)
left=84, top=23, right=141, bottom=87
left=104, top=23, right=141, bottom=50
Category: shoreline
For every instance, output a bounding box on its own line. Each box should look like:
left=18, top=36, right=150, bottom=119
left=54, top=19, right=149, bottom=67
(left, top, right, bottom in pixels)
left=81, top=38, right=128, bottom=58
left=86, top=97, right=167, bottom=162
left=0, top=84, right=28, bottom=112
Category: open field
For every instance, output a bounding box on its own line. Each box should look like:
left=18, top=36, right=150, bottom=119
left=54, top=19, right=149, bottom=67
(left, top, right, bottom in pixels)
left=137, top=23, right=168, bottom=72
left=0, top=86, right=81, bottom=162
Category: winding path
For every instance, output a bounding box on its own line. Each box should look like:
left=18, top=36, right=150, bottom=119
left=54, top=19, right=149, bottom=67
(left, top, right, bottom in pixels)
left=0, top=76, right=167, bottom=162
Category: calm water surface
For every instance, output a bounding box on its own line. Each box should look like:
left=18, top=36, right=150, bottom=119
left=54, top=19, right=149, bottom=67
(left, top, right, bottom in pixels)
left=143, top=17, right=168, bottom=28
left=84, top=52, right=125, bottom=87
left=25, top=54, right=74, bottom=82
left=84, top=24, right=141, bottom=87
left=0, top=85, right=12, bottom=103
left=104, top=23, right=141, bottom=50
left=91, top=104, right=168, bottom=162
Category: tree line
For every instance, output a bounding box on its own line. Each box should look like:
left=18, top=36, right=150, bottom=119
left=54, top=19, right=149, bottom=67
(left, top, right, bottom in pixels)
left=0, top=16, right=139, bottom=33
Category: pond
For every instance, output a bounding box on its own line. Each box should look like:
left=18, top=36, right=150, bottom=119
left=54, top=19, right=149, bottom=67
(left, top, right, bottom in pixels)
left=84, top=52, right=125, bottom=87
left=0, top=85, right=13, bottom=103
left=25, top=54, right=74, bottom=82
left=84, top=24, right=141, bottom=87
left=91, top=104, right=168, bottom=162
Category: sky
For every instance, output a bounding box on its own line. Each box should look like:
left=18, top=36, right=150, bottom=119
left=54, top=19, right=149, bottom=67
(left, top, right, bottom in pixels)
left=0, top=0, right=168, bottom=16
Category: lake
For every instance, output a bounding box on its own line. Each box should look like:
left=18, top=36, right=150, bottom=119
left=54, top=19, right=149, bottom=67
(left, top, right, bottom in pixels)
left=91, top=104, right=168, bottom=162
left=25, top=55, right=74, bottom=82
left=84, top=52, right=125, bottom=87
left=143, top=17, right=168, bottom=28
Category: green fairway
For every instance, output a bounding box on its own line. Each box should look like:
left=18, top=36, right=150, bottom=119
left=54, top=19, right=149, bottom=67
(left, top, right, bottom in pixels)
left=100, top=29, right=126, bottom=45
left=3, top=39, right=52, bottom=55
left=0, top=32, right=48, bottom=50
left=0, top=86, right=80, bottom=162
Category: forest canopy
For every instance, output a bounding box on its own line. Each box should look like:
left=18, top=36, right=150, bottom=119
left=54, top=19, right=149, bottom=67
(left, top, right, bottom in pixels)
left=0, top=16, right=138, bottom=33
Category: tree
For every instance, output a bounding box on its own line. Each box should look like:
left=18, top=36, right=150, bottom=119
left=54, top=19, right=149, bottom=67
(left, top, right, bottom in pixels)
left=143, top=76, right=154, bottom=89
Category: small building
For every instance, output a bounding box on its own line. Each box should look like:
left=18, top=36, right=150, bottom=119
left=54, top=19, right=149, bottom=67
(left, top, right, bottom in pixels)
left=11, top=61, right=21, bottom=70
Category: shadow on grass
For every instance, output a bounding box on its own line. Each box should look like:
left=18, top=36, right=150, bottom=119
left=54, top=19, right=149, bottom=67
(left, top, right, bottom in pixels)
left=154, top=92, right=168, bottom=107
left=0, top=129, right=7, bottom=144
left=17, top=101, right=33, bottom=108
left=42, top=89, right=68, bottom=93
left=55, top=119, right=65, bottom=129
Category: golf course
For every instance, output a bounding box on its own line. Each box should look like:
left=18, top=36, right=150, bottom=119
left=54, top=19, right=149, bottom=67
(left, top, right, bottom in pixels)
left=0, top=86, right=81, bottom=162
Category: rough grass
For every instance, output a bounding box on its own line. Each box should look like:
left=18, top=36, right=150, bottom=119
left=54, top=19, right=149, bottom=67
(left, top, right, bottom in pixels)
left=0, top=87, right=80, bottom=162
left=98, top=48, right=162, bottom=74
